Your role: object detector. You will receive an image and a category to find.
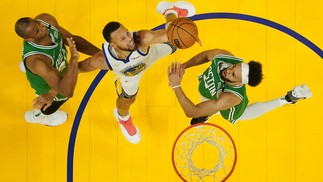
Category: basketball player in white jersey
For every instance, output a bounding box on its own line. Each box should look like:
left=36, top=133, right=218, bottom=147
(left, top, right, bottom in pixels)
left=79, top=1, right=198, bottom=144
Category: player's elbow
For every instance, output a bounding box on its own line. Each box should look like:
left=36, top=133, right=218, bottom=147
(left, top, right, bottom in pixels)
left=184, top=110, right=198, bottom=118
left=59, top=89, right=74, bottom=98
left=184, top=107, right=207, bottom=118
left=66, top=92, right=74, bottom=98
left=185, top=113, right=194, bottom=118
left=61, top=92, right=73, bottom=98
left=77, top=65, right=88, bottom=73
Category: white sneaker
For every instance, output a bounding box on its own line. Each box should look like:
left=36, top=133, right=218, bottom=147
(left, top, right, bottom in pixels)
left=19, top=61, right=26, bottom=73
left=25, top=110, right=67, bottom=126
left=156, top=1, right=196, bottom=17
left=285, top=84, right=312, bottom=103
left=113, top=108, right=141, bottom=144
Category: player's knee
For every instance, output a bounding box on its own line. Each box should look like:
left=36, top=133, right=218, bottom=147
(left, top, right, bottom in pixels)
left=118, top=96, right=136, bottom=105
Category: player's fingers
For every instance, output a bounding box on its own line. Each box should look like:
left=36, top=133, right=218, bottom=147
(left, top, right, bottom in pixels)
left=173, top=62, right=178, bottom=73
left=66, top=37, right=71, bottom=45
left=179, top=66, right=185, bottom=77
left=68, top=38, right=74, bottom=48
left=32, top=96, right=40, bottom=103
left=42, top=99, right=53, bottom=111
left=72, top=40, right=79, bottom=57
left=67, top=37, right=76, bottom=50
left=168, top=65, right=171, bottom=74
left=172, top=62, right=176, bottom=73
left=176, top=62, right=181, bottom=73
left=32, top=100, right=42, bottom=109
left=43, top=103, right=50, bottom=111
left=32, top=97, right=42, bottom=106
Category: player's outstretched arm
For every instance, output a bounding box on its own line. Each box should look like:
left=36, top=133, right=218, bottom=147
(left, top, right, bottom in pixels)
left=59, top=26, right=100, bottom=56
left=35, top=13, right=100, bottom=56
left=168, top=62, right=241, bottom=118
left=78, top=50, right=110, bottom=73
left=181, top=49, right=234, bottom=69
left=136, top=29, right=168, bottom=46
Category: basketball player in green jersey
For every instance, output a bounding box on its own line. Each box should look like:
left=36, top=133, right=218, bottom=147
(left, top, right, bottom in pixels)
left=15, top=13, right=100, bottom=126
left=167, top=49, right=312, bottom=125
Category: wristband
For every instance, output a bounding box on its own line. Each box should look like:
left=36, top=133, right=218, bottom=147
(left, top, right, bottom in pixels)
left=172, top=85, right=181, bottom=89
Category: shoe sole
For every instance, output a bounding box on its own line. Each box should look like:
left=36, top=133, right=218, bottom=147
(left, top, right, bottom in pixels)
left=156, top=1, right=196, bottom=17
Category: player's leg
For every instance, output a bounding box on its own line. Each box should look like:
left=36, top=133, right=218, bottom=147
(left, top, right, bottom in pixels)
left=238, top=84, right=312, bottom=120
left=116, top=96, right=136, bottom=117
left=157, top=1, right=202, bottom=47
left=113, top=77, right=141, bottom=144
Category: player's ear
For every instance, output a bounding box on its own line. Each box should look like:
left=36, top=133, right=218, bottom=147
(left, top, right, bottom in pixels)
left=110, top=42, right=117, bottom=49
left=236, top=82, right=243, bottom=86
left=25, top=37, right=33, bottom=42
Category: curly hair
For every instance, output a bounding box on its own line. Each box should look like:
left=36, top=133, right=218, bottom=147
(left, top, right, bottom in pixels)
left=248, top=61, right=264, bottom=87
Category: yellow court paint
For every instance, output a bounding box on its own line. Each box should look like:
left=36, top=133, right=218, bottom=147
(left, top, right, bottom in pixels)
left=1, top=0, right=323, bottom=181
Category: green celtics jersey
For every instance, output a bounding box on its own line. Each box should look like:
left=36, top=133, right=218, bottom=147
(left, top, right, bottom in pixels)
left=198, top=54, right=249, bottom=123
left=22, top=19, right=68, bottom=101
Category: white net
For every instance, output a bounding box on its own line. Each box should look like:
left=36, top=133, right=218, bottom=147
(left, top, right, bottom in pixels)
left=172, top=123, right=237, bottom=182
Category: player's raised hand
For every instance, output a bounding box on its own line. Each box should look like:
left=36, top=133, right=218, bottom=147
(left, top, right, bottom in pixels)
left=32, top=93, right=54, bottom=110
left=67, top=37, right=79, bottom=63
left=168, top=62, right=183, bottom=87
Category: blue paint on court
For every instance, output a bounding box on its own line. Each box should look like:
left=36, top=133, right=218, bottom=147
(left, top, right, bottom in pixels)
left=67, top=12, right=323, bottom=182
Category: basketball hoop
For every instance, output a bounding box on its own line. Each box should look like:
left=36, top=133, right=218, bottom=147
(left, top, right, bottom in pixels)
left=172, top=123, right=237, bottom=182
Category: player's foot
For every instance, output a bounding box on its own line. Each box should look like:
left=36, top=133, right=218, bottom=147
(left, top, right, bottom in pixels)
left=19, top=61, right=26, bottom=73
left=285, top=83, right=312, bottom=103
left=190, top=116, right=209, bottom=126
left=25, top=110, right=67, bottom=126
left=113, top=108, right=141, bottom=144
left=156, top=1, right=196, bottom=18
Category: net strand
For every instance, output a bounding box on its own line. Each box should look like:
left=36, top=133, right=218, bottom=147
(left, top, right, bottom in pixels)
left=174, top=125, right=236, bottom=182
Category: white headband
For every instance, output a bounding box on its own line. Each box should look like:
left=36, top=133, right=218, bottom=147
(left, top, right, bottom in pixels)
left=241, top=63, right=249, bottom=84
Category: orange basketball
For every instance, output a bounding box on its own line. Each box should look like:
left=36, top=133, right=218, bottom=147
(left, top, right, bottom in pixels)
left=166, top=17, right=199, bottom=49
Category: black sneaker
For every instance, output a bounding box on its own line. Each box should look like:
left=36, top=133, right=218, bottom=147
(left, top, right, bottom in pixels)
left=190, top=116, right=209, bottom=125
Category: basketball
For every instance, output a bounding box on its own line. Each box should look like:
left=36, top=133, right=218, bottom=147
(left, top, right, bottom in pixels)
left=167, top=17, right=199, bottom=49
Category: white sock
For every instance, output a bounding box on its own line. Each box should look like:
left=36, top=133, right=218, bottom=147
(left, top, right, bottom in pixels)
left=118, top=112, right=130, bottom=121
left=279, top=97, right=290, bottom=105
left=165, top=10, right=178, bottom=19
left=239, top=96, right=287, bottom=121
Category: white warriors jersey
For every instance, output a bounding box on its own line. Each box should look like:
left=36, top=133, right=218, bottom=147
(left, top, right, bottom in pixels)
left=102, top=35, right=175, bottom=95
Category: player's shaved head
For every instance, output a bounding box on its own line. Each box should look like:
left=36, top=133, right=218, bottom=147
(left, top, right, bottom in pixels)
left=15, top=17, right=32, bottom=39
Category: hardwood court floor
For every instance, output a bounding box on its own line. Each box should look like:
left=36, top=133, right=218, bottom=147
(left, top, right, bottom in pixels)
left=1, top=0, right=323, bottom=181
